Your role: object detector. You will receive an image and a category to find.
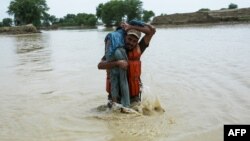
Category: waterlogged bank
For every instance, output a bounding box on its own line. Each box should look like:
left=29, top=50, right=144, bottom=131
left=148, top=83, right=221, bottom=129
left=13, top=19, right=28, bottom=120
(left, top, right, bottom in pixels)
left=0, top=24, right=39, bottom=34
left=152, top=8, right=250, bottom=26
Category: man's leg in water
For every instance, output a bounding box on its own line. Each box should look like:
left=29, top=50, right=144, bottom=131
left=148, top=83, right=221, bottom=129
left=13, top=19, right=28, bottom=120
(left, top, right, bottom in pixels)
left=113, top=47, right=130, bottom=107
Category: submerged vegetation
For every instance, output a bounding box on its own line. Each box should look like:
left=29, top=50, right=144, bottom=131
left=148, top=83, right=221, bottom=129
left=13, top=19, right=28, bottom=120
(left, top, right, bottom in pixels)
left=0, top=24, right=38, bottom=34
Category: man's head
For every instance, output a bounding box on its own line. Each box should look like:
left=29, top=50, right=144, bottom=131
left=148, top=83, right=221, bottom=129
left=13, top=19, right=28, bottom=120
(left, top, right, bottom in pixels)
left=125, top=29, right=141, bottom=50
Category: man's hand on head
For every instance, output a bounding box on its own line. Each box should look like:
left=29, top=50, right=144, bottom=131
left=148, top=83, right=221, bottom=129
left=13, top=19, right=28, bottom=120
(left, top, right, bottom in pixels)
left=120, top=22, right=131, bottom=31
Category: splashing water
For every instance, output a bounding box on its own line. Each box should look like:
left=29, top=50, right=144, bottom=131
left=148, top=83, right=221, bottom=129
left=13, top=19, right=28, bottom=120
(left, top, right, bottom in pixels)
left=92, top=86, right=169, bottom=141
left=131, top=86, right=165, bottom=116
left=96, top=85, right=165, bottom=116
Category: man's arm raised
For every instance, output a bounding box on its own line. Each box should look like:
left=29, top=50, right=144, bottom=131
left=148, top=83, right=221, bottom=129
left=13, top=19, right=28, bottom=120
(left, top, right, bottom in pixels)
left=121, top=22, right=156, bottom=45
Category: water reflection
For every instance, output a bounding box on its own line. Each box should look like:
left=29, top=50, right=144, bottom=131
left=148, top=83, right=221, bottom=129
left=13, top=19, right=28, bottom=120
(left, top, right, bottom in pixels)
left=15, top=34, right=45, bottom=54
left=14, top=34, right=53, bottom=74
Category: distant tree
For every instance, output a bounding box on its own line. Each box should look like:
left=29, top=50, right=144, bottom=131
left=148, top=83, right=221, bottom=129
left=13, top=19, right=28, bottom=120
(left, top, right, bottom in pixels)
left=0, top=22, right=3, bottom=27
left=124, top=0, right=143, bottom=21
left=142, top=10, right=155, bottom=22
left=62, top=14, right=76, bottom=26
left=220, top=8, right=228, bottom=10
left=96, top=0, right=143, bottom=26
left=2, top=18, right=13, bottom=26
left=49, top=15, right=58, bottom=25
left=85, top=14, right=97, bottom=26
left=75, top=13, right=97, bottom=26
left=197, top=8, right=210, bottom=12
left=41, top=14, right=58, bottom=27
left=58, top=18, right=64, bottom=24
left=96, top=0, right=125, bottom=26
left=96, top=3, right=103, bottom=19
left=8, top=0, right=49, bottom=26
left=56, top=13, right=97, bottom=26
left=42, top=12, right=51, bottom=27
left=228, top=3, right=238, bottom=9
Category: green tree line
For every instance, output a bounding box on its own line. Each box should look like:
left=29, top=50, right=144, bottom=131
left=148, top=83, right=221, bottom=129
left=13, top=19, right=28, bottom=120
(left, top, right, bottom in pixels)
left=8, top=0, right=49, bottom=26
left=96, top=0, right=155, bottom=26
left=1, top=0, right=155, bottom=28
left=55, top=13, right=97, bottom=27
left=2, top=0, right=238, bottom=28
left=5, top=0, right=97, bottom=27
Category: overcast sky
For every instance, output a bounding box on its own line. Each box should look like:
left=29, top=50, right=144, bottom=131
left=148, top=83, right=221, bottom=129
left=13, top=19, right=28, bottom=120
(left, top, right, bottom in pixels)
left=1, top=0, right=250, bottom=20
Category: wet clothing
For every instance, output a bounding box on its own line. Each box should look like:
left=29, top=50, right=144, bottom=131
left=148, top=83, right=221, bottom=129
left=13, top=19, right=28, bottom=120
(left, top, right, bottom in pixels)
left=127, top=45, right=142, bottom=97
left=105, top=47, right=130, bottom=107
left=103, top=37, right=149, bottom=103
left=104, top=28, right=129, bottom=107
left=104, top=19, right=147, bottom=107
left=105, top=29, right=125, bottom=57
left=102, top=37, right=148, bottom=60
left=105, top=19, right=145, bottom=57
left=129, top=19, right=145, bottom=27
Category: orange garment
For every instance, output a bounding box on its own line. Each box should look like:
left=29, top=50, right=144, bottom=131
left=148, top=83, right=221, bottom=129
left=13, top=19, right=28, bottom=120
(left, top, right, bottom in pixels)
left=106, top=45, right=142, bottom=97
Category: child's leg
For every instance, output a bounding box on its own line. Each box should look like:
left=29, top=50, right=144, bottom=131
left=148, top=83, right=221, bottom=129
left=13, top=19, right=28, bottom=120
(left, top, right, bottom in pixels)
left=114, top=48, right=130, bottom=107
left=110, top=69, right=119, bottom=103
left=105, top=40, right=120, bottom=104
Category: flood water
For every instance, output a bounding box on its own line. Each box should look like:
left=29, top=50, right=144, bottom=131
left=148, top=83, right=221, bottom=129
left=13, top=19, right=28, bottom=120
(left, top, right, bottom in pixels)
left=0, top=24, right=250, bottom=141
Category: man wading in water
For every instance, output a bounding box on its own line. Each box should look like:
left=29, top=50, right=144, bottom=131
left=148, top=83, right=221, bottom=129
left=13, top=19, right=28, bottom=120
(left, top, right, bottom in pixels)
left=98, top=21, right=156, bottom=112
